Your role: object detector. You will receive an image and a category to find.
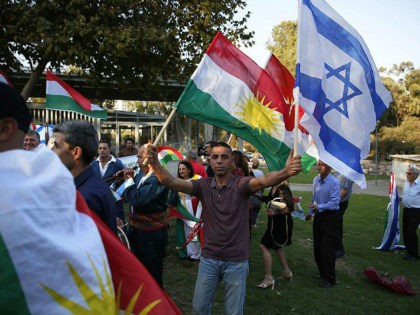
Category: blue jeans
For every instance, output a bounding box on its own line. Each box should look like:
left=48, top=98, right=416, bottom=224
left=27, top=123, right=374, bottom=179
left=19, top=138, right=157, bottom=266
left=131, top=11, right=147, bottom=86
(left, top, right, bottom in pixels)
left=192, top=257, right=249, bottom=315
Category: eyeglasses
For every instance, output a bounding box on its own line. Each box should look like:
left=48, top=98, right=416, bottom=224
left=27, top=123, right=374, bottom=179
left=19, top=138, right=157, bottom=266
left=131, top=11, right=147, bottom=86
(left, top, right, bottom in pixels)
left=406, top=172, right=413, bottom=175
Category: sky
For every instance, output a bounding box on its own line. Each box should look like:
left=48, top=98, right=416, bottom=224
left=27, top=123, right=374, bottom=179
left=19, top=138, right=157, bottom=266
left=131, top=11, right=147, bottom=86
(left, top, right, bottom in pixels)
left=239, top=0, right=420, bottom=69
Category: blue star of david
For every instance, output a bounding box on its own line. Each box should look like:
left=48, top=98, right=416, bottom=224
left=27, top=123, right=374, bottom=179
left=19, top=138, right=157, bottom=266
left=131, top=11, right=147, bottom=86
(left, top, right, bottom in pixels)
left=323, top=62, right=362, bottom=118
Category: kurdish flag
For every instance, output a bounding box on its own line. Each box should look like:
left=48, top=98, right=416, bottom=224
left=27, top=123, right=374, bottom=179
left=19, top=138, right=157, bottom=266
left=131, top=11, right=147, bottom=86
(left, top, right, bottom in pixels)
left=0, top=146, right=181, bottom=314
left=175, top=32, right=315, bottom=172
left=46, top=70, right=107, bottom=119
left=157, top=146, right=183, bottom=168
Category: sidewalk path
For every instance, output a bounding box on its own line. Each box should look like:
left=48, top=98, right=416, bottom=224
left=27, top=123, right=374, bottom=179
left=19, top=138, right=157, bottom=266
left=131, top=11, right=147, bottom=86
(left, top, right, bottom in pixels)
left=290, top=180, right=389, bottom=197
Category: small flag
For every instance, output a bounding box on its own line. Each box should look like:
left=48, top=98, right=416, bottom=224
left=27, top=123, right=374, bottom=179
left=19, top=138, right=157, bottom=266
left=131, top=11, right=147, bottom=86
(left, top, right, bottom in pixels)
left=294, top=0, right=392, bottom=188
left=157, top=146, right=183, bottom=168
left=46, top=70, right=108, bottom=119
left=35, top=124, right=54, bottom=144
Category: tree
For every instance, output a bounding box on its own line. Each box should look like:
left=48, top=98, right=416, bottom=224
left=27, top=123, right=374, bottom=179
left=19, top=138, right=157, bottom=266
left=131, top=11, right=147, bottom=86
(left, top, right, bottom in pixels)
left=266, top=20, right=297, bottom=75
left=0, top=0, right=254, bottom=99
left=379, top=63, right=420, bottom=127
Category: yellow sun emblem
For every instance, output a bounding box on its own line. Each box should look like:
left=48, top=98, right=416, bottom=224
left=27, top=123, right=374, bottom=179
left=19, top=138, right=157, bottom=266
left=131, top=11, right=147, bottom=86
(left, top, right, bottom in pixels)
left=235, top=93, right=285, bottom=138
left=40, top=256, right=160, bottom=315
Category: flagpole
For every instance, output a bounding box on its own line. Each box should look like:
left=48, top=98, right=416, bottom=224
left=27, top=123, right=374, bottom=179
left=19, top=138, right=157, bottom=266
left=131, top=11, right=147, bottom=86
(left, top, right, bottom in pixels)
left=293, top=0, right=302, bottom=158
left=293, top=101, right=299, bottom=157
left=143, top=107, right=177, bottom=165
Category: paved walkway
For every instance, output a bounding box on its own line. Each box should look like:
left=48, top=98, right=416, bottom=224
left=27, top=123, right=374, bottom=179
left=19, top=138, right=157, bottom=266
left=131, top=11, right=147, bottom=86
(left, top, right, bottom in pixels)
left=290, top=180, right=389, bottom=197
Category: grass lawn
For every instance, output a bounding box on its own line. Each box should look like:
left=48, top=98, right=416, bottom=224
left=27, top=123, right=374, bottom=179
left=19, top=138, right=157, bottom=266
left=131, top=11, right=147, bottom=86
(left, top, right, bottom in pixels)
left=163, top=192, right=420, bottom=314
left=259, top=165, right=389, bottom=184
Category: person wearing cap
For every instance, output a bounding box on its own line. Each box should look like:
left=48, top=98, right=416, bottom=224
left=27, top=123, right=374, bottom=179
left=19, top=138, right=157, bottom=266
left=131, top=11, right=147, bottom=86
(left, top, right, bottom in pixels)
left=187, top=149, right=207, bottom=178
left=402, top=166, right=420, bottom=261
left=0, top=82, right=31, bottom=151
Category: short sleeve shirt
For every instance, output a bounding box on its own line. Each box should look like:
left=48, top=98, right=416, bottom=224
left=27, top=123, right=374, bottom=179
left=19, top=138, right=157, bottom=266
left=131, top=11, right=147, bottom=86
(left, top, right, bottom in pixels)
left=192, top=175, right=253, bottom=261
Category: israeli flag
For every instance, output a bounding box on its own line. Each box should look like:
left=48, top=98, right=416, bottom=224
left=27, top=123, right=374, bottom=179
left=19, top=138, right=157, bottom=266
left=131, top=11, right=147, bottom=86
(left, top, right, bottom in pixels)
left=294, top=0, right=392, bottom=188
left=375, top=172, right=401, bottom=251
left=35, top=124, right=55, bottom=144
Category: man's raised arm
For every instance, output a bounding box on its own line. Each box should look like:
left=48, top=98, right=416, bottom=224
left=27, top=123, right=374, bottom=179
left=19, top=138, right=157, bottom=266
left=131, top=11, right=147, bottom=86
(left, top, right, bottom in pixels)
left=146, top=144, right=194, bottom=194
left=249, top=150, right=302, bottom=193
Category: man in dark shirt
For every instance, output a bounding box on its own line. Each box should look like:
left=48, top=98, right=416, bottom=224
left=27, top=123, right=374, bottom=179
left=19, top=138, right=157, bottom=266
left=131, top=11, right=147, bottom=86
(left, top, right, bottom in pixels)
left=119, top=144, right=169, bottom=287
left=52, top=120, right=117, bottom=235
left=146, top=141, right=302, bottom=315
left=118, top=137, right=138, bottom=157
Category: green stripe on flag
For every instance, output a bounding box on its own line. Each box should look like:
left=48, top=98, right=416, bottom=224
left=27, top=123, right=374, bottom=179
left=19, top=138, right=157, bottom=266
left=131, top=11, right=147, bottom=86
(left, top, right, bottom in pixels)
left=46, top=95, right=108, bottom=119
left=176, top=80, right=316, bottom=172
left=0, top=235, right=31, bottom=314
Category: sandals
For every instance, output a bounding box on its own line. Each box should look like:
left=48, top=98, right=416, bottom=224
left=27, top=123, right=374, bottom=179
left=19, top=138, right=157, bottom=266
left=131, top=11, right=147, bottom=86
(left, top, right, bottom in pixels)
left=283, top=270, right=293, bottom=282
left=256, top=276, right=275, bottom=290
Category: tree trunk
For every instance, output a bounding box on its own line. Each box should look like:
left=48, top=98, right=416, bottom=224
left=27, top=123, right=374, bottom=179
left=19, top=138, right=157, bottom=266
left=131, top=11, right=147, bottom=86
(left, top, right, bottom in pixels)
left=21, top=60, right=48, bottom=99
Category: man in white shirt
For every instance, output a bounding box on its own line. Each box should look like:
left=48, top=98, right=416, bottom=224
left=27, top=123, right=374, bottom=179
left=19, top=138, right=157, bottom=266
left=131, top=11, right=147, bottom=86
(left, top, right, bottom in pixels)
left=402, top=166, right=420, bottom=261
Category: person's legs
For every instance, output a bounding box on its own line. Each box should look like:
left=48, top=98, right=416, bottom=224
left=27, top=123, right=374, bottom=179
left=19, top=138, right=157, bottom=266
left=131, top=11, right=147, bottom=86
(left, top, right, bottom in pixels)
left=404, top=208, right=420, bottom=258
left=275, top=247, right=293, bottom=280
left=313, top=215, right=323, bottom=277
left=259, top=243, right=273, bottom=278
left=319, top=212, right=338, bottom=284
left=223, top=260, right=249, bottom=315
left=128, top=227, right=167, bottom=287
left=192, top=257, right=221, bottom=315
left=336, top=201, right=348, bottom=256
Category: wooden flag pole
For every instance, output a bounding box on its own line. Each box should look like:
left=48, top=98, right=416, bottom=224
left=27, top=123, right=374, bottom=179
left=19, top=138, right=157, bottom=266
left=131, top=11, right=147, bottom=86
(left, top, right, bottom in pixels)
left=142, top=107, right=177, bottom=165
left=293, top=101, right=299, bottom=157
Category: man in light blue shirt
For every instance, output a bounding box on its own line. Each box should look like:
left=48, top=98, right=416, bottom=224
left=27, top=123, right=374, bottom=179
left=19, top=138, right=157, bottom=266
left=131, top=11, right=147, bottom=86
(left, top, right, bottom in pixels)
left=308, top=161, right=340, bottom=288
left=402, top=166, right=420, bottom=261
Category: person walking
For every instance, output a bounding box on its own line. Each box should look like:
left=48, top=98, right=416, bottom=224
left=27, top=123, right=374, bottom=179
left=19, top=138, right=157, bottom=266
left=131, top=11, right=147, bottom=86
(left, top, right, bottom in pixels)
left=257, top=181, right=294, bottom=290
left=145, top=141, right=301, bottom=314
left=401, top=166, right=420, bottom=261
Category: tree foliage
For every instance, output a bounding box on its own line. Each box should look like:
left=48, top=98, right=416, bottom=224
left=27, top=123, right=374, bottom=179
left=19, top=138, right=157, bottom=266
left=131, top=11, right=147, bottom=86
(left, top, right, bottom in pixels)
left=0, top=0, right=254, bottom=99
left=378, top=116, right=420, bottom=156
left=266, top=20, right=297, bottom=75
left=379, top=63, right=420, bottom=127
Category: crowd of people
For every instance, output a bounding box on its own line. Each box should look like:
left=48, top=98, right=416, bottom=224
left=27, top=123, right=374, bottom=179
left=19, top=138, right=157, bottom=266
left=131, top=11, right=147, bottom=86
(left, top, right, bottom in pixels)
left=2, top=80, right=419, bottom=314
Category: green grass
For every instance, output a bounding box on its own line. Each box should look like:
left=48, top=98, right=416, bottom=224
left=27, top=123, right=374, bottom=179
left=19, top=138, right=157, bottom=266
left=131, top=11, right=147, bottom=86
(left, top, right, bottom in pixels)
left=260, top=165, right=389, bottom=184
left=163, top=192, right=420, bottom=314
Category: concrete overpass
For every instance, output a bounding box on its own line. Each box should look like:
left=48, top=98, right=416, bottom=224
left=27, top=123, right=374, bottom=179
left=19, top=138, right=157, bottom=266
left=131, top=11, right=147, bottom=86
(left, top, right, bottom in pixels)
left=9, top=72, right=187, bottom=101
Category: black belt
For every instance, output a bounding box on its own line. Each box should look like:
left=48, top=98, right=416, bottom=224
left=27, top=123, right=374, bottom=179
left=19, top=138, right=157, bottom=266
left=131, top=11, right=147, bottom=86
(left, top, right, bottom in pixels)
left=404, top=207, right=420, bottom=211
left=315, top=210, right=339, bottom=215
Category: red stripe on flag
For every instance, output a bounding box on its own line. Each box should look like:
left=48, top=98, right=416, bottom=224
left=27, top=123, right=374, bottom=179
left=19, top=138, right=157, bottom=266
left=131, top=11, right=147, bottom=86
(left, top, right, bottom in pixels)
left=264, top=54, right=309, bottom=134
left=157, top=146, right=184, bottom=160
left=46, top=70, right=92, bottom=111
left=205, top=32, right=288, bottom=117
left=75, top=192, right=181, bottom=314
